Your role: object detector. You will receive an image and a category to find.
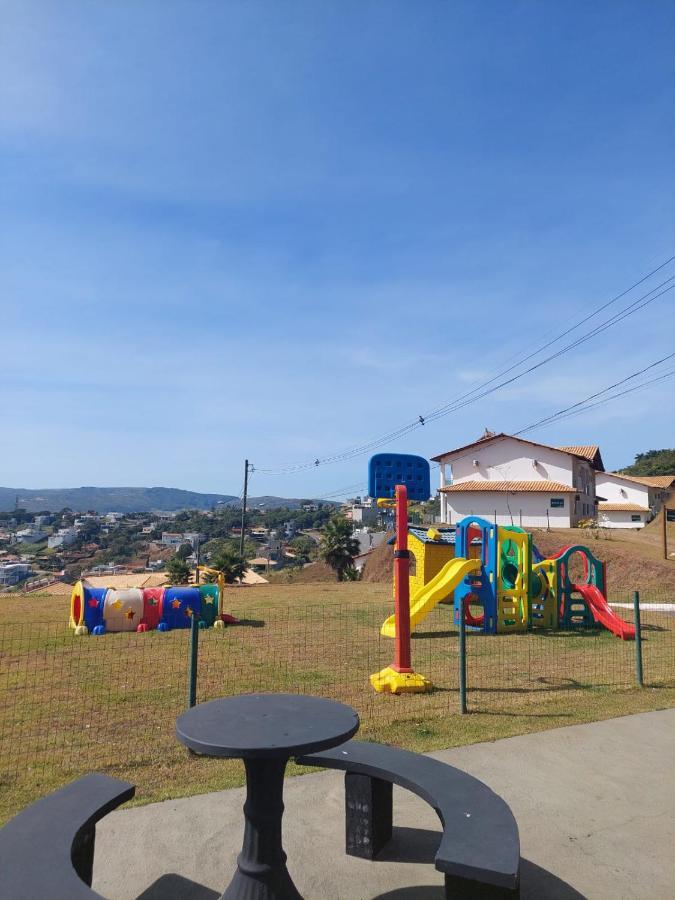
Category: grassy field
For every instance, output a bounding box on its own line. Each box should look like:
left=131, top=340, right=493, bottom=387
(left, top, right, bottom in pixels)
left=1, top=582, right=674, bottom=824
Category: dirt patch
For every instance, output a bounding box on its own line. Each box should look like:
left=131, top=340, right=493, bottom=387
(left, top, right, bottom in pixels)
left=361, top=534, right=394, bottom=582
left=529, top=529, right=675, bottom=595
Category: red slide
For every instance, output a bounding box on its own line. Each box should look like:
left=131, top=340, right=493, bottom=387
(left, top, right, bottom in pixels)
left=572, top=583, right=635, bottom=640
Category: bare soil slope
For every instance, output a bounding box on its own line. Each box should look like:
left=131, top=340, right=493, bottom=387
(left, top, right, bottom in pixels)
left=361, top=525, right=674, bottom=594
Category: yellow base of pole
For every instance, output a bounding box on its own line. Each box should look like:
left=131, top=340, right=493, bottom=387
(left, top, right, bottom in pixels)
left=370, top=666, right=432, bottom=695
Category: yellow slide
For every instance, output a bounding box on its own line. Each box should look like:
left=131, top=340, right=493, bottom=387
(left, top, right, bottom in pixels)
left=381, top=556, right=481, bottom=637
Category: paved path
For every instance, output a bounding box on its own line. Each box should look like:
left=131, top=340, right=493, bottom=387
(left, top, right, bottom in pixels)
left=94, top=709, right=675, bottom=899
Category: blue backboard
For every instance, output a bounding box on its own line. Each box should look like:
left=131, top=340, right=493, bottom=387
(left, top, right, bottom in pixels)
left=368, top=453, right=431, bottom=501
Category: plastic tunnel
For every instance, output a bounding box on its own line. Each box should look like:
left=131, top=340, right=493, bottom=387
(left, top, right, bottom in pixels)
left=162, top=587, right=202, bottom=630
left=198, top=584, right=219, bottom=627
left=141, top=588, right=164, bottom=630
left=69, top=582, right=108, bottom=632
left=103, top=589, right=145, bottom=632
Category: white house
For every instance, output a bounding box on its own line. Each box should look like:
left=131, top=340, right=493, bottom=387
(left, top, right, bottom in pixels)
left=346, top=504, right=380, bottom=526
left=432, top=432, right=603, bottom=529
left=15, top=526, right=48, bottom=544
left=595, top=473, right=674, bottom=528
left=48, top=527, right=78, bottom=549
left=0, top=562, right=33, bottom=586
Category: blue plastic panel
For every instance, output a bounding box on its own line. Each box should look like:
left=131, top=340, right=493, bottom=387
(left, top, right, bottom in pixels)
left=161, top=587, right=202, bottom=629
left=82, top=587, right=107, bottom=631
left=368, top=453, right=431, bottom=501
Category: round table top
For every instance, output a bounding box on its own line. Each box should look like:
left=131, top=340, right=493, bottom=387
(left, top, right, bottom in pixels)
left=175, top=693, right=360, bottom=759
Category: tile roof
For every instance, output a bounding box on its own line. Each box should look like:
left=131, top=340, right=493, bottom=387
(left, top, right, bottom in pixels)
left=598, top=503, right=649, bottom=512
left=556, top=445, right=604, bottom=469
left=608, top=474, right=675, bottom=488
left=440, top=480, right=576, bottom=494
left=408, top=526, right=457, bottom=545
left=431, top=433, right=604, bottom=469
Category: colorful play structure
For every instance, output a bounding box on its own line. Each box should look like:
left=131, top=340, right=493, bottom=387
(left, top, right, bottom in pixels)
left=381, top=519, right=635, bottom=641
left=368, top=453, right=635, bottom=695
left=69, top=566, right=237, bottom=635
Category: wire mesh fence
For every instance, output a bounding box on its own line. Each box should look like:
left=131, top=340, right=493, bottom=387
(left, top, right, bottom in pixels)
left=1, top=587, right=673, bottom=821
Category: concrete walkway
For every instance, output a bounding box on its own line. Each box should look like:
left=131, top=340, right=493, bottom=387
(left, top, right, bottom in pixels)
left=93, top=709, right=675, bottom=900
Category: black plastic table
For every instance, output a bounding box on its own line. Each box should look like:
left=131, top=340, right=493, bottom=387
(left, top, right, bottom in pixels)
left=175, top=693, right=359, bottom=900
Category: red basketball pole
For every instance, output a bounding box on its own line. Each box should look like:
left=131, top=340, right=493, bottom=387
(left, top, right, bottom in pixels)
left=392, top=483, right=413, bottom=673
left=370, top=482, right=430, bottom=693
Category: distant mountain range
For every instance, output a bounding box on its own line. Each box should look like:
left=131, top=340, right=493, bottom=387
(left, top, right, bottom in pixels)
left=0, top=486, right=337, bottom=514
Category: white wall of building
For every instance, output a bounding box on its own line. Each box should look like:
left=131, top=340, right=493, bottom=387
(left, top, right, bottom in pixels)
left=48, top=527, right=78, bottom=549
left=437, top=436, right=596, bottom=527
left=597, top=509, right=646, bottom=529
left=15, top=528, right=47, bottom=544
left=595, top=473, right=650, bottom=508
left=446, top=437, right=574, bottom=485
left=444, top=491, right=573, bottom=528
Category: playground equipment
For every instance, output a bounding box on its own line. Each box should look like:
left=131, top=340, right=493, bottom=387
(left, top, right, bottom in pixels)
left=369, top=453, right=434, bottom=694
left=380, top=515, right=634, bottom=640
left=69, top=574, right=237, bottom=636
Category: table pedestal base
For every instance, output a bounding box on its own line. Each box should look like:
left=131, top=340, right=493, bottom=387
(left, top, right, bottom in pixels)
left=222, top=757, right=302, bottom=900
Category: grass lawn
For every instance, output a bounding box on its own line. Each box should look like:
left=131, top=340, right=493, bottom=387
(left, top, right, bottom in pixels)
left=1, top=583, right=674, bottom=823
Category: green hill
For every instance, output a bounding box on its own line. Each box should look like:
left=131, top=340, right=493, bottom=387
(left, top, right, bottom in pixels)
left=0, top=486, right=334, bottom=514
left=618, top=449, right=675, bottom=477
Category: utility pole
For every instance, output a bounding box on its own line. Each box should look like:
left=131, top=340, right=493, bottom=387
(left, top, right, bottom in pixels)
left=240, top=459, right=249, bottom=557
left=663, top=506, right=669, bottom=561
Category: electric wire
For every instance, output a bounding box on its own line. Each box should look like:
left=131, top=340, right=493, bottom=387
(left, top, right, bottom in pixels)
left=255, top=258, right=675, bottom=474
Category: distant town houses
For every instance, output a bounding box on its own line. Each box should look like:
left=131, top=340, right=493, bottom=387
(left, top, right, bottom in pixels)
left=15, top=525, right=48, bottom=544
left=48, top=527, right=78, bottom=549
left=160, top=531, right=206, bottom=549
left=0, top=562, right=33, bottom=586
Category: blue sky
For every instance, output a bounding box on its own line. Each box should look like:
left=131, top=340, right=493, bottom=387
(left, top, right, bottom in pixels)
left=1, top=1, right=674, bottom=499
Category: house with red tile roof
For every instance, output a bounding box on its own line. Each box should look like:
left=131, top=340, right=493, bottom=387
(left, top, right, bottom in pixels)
left=431, top=431, right=602, bottom=528
left=595, top=472, right=674, bottom=529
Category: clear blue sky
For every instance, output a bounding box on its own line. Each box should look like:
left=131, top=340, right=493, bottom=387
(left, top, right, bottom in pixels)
left=1, top=1, right=674, bottom=499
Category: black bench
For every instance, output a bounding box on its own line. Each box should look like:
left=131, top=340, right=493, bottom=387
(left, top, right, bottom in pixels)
left=298, top=740, right=520, bottom=899
left=0, top=773, right=135, bottom=899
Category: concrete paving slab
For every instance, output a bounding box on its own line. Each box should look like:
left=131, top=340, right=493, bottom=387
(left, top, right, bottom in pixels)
left=93, top=709, right=675, bottom=899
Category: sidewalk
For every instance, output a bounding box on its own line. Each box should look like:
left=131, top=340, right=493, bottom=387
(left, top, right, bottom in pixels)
left=93, top=708, right=675, bottom=899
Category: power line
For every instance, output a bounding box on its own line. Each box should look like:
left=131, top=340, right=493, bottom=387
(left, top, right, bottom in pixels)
left=304, top=356, right=674, bottom=501
left=514, top=353, right=675, bottom=435
left=518, top=370, right=675, bottom=432
left=255, top=257, right=675, bottom=475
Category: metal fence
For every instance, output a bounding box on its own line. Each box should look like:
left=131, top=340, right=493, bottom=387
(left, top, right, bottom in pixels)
left=1, top=588, right=673, bottom=821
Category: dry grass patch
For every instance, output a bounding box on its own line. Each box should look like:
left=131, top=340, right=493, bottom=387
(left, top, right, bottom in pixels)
left=1, top=582, right=673, bottom=824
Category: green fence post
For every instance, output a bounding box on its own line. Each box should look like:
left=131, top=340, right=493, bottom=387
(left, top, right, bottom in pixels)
left=459, top=606, right=467, bottom=714
left=188, top=613, right=199, bottom=708
left=633, top=590, right=643, bottom=688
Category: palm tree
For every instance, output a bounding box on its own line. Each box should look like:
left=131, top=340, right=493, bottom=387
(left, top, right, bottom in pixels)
left=319, top=515, right=361, bottom=581
left=166, top=556, right=191, bottom=584
left=208, top=548, right=247, bottom=584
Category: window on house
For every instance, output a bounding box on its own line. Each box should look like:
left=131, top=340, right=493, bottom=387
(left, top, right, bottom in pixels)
left=550, top=498, right=564, bottom=508
left=631, top=514, right=641, bottom=522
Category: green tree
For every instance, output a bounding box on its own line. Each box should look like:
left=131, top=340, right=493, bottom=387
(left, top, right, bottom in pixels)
left=289, top=534, right=317, bottom=564
left=166, top=556, right=191, bottom=584
left=208, top=548, right=247, bottom=584
left=619, top=449, right=675, bottom=477
left=175, top=542, right=194, bottom=561
left=319, top=516, right=361, bottom=581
